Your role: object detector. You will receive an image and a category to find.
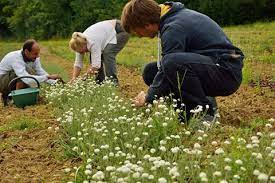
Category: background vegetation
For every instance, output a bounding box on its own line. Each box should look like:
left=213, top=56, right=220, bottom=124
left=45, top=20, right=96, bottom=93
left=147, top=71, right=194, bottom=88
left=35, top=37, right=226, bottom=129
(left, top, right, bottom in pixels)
left=0, top=0, right=274, bottom=39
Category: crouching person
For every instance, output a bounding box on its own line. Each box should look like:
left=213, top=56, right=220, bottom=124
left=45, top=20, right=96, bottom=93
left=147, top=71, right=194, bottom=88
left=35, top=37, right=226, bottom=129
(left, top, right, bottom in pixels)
left=0, top=39, right=62, bottom=106
left=121, top=0, right=244, bottom=122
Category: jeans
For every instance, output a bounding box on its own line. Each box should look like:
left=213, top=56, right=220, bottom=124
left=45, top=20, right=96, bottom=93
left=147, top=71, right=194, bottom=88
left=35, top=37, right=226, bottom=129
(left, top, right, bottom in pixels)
left=143, top=52, right=242, bottom=120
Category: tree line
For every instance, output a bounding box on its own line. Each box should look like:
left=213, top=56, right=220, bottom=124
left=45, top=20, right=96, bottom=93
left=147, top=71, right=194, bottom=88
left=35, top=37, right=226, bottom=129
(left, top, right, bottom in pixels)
left=0, top=0, right=274, bottom=40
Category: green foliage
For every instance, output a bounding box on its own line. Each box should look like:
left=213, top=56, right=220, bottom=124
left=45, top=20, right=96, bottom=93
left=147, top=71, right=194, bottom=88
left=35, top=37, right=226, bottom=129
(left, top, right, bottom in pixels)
left=0, top=0, right=274, bottom=39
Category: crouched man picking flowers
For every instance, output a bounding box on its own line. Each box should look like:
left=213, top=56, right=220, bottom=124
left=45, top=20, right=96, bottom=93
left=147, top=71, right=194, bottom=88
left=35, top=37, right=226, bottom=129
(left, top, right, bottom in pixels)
left=122, top=0, right=244, bottom=122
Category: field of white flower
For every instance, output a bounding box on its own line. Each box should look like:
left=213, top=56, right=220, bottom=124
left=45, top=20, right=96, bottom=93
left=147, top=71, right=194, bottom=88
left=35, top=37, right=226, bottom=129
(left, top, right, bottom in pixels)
left=45, top=77, right=275, bottom=183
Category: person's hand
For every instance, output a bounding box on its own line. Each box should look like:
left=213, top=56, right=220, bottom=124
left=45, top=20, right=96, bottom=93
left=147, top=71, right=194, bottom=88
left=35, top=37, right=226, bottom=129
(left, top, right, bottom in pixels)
left=68, top=77, right=77, bottom=84
left=47, top=74, right=61, bottom=80
left=133, top=91, right=146, bottom=107
left=56, top=78, right=65, bottom=84
left=86, top=67, right=99, bottom=75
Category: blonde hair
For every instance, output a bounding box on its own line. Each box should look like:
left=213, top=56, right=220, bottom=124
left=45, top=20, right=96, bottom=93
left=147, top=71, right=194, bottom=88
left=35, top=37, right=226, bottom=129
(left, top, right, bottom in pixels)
left=69, top=32, right=87, bottom=52
left=121, top=0, right=160, bottom=33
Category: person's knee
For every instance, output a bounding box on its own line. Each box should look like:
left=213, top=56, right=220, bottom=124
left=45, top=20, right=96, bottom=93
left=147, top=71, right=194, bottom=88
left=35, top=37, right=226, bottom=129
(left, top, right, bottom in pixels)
left=142, top=62, right=158, bottom=86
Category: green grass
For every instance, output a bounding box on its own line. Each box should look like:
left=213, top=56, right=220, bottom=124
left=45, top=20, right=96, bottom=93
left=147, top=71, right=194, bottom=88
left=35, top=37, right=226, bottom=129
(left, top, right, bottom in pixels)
left=40, top=58, right=70, bottom=81
left=0, top=117, right=41, bottom=132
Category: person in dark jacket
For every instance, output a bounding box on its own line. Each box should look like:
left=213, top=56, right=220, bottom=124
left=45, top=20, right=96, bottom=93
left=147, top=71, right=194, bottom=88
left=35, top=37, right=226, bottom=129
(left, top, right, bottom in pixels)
left=121, top=0, right=244, bottom=121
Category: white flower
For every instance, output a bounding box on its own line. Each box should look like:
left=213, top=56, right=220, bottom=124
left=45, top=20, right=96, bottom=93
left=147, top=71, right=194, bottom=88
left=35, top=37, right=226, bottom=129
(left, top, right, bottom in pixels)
left=213, top=171, right=222, bottom=176
left=84, top=169, right=92, bottom=175
left=201, top=177, right=208, bottom=182
left=133, top=172, right=141, bottom=178
left=92, top=171, right=105, bottom=180
left=265, top=123, right=273, bottom=128
left=258, top=173, right=269, bottom=181
left=144, top=154, right=151, bottom=159
left=233, top=175, right=240, bottom=179
left=253, top=169, right=261, bottom=176
left=235, top=159, right=243, bottom=165
left=64, top=168, right=71, bottom=173
left=134, top=137, right=140, bottom=142
left=256, top=132, right=263, bottom=137
left=185, top=131, right=191, bottom=136
left=256, top=153, right=263, bottom=159
left=215, top=148, right=225, bottom=155
left=72, top=146, right=78, bottom=151
left=241, top=167, right=246, bottom=171
left=194, top=143, right=201, bottom=149
left=224, top=140, right=231, bottom=145
left=159, top=146, right=166, bottom=152
left=270, top=176, right=275, bottom=181
left=220, top=180, right=228, bottom=183
left=158, top=177, right=167, bottom=183
left=270, top=132, right=275, bottom=138
left=171, top=147, right=180, bottom=153
left=142, top=173, right=149, bottom=178
left=117, top=166, right=131, bottom=173
left=150, top=148, right=156, bottom=153
left=211, top=141, right=218, bottom=146
left=86, top=164, right=92, bottom=169
left=106, top=166, right=116, bottom=172
left=246, top=144, right=253, bottom=149
left=169, top=166, right=180, bottom=177
left=224, top=157, right=232, bottom=162
left=94, top=149, right=100, bottom=153
left=162, top=123, right=168, bottom=127
left=224, top=165, right=232, bottom=171
left=199, top=172, right=207, bottom=178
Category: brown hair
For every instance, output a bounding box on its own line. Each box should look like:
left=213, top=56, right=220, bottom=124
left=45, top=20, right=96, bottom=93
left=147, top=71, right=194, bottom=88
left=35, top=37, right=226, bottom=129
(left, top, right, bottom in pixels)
left=23, top=39, right=37, bottom=52
left=121, top=0, right=161, bottom=33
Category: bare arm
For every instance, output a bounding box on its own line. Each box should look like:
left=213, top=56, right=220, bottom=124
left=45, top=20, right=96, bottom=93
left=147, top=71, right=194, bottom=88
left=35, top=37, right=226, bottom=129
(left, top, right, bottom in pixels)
left=72, top=66, right=81, bottom=79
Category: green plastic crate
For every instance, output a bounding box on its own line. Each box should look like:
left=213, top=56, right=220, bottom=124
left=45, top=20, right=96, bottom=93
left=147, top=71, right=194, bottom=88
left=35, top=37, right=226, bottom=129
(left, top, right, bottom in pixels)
left=8, top=88, right=39, bottom=108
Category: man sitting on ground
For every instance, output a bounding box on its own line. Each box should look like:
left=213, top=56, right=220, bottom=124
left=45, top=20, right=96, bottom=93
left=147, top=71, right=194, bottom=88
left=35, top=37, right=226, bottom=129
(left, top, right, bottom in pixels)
left=0, top=39, right=62, bottom=105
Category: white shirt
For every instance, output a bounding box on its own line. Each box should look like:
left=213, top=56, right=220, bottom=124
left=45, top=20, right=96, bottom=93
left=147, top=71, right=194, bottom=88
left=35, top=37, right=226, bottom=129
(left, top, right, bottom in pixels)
left=0, top=50, right=56, bottom=85
left=74, top=20, right=117, bottom=69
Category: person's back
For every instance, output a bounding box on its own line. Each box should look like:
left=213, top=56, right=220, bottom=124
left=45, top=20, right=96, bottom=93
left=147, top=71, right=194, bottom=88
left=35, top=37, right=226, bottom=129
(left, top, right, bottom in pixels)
left=160, top=2, right=243, bottom=70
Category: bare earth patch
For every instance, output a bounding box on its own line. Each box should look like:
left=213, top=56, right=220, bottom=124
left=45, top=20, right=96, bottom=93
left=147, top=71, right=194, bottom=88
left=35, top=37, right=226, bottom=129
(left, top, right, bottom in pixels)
left=0, top=46, right=274, bottom=182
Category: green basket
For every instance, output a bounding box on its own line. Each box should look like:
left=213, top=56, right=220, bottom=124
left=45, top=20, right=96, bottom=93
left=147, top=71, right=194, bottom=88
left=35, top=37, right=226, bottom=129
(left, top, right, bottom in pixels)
left=8, top=76, right=40, bottom=108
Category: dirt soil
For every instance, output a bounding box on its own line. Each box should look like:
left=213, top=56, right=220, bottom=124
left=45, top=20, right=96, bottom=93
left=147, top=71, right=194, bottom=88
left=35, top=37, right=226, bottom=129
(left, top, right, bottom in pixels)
left=0, top=47, right=274, bottom=182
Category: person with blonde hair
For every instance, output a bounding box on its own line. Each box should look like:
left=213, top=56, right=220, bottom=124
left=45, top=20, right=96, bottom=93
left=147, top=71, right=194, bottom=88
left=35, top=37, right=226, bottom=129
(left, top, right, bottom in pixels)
left=69, top=19, right=129, bottom=84
left=121, top=0, right=244, bottom=122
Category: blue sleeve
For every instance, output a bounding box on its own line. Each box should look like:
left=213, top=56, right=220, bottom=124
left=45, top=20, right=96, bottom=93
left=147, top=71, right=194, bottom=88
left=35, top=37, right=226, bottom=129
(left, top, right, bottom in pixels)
left=145, top=68, right=171, bottom=103
left=161, top=26, right=187, bottom=55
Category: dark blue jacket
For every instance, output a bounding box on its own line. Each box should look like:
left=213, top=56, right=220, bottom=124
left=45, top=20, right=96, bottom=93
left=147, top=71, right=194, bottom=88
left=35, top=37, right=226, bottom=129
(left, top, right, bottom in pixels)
left=145, top=2, right=244, bottom=103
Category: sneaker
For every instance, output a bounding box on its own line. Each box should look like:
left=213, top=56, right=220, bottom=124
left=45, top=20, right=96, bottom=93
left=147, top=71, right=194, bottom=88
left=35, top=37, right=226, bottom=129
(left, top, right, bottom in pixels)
left=200, top=110, right=220, bottom=129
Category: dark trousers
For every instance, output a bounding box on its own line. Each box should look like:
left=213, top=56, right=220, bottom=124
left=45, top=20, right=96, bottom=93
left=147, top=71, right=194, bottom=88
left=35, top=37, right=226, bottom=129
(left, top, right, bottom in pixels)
left=95, top=20, right=129, bottom=84
left=143, top=52, right=242, bottom=119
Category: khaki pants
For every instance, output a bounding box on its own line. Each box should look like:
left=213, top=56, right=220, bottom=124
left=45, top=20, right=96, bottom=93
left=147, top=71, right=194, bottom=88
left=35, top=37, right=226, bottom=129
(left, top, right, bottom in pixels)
left=0, top=71, right=17, bottom=96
